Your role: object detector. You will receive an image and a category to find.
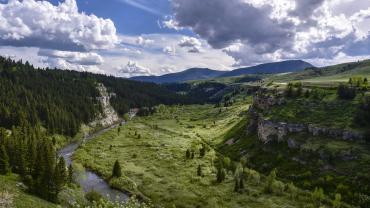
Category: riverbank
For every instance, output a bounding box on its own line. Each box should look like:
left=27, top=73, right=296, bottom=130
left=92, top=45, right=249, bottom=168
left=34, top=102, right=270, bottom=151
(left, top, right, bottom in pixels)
left=58, top=123, right=130, bottom=203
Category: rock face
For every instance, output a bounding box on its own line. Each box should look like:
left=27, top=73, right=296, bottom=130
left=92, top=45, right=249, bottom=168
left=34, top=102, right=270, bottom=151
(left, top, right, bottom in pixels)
left=249, top=89, right=364, bottom=143
left=257, top=118, right=306, bottom=143
left=256, top=116, right=363, bottom=144
left=252, top=90, right=285, bottom=111
left=90, top=83, right=120, bottom=127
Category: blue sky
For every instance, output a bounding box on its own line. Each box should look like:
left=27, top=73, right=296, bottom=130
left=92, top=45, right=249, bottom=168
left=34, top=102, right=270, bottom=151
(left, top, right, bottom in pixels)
left=66, top=0, right=173, bottom=35
left=0, top=0, right=370, bottom=77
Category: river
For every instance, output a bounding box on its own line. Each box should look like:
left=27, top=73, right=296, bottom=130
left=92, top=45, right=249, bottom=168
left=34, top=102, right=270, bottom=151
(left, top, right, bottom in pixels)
left=58, top=124, right=129, bottom=203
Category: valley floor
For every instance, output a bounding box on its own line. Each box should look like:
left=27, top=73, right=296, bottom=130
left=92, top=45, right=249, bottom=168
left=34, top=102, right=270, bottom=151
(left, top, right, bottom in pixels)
left=73, top=97, right=326, bottom=208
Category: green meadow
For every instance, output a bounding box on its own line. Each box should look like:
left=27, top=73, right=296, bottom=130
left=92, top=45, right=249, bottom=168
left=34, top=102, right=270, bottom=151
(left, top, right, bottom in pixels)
left=74, top=96, right=339, bottom=208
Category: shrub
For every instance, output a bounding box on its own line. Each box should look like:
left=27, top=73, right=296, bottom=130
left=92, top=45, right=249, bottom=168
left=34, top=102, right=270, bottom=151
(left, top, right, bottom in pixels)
left=264, top=169, right=277, bottom=194
left=332, top=193, right=342, bottom=208
left=271, top=181, right=285, bottom=195
left=244, top=169, right=260, bottom=185
left=312, top=187, right=325, bottom=207
left=85, top=190, right=103, bottom=203
left=287, top=182, right=298, bottom=200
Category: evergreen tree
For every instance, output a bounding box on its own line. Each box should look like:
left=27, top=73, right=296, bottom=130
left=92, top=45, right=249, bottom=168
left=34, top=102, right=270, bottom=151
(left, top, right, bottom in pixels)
left=112, top=160, right=122, bottom=178
left=239, top=176, right=244, bottom=190
left=216, top=165, right=226, bottom=183
left=199, top=145, right=206, bottom=158
left=0, top=145, right=10, bottom=175
left=54, top=157, right=67, bottom=193
left=285, top=83, right=294, bottom=97
left=234, top=177, right=239, bottom=192
left=197, top=164, right=202, bottom=176
left=185, top=149, right=190, bottom=159
left=304, top=89, right=310, bottom=98
left=68, top=164, right=74, bottom=184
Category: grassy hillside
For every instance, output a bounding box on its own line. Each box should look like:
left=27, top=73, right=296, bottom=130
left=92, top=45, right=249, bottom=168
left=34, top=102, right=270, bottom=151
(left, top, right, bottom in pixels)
left=270, top=59, right=370, bottom=86
left=0, top=174, right=57, bottom=208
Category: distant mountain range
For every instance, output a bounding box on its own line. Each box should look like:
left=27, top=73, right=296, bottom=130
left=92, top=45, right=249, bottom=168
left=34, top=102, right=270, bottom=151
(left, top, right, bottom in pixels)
left=131, top=68, right=225, bottom=84
left=131, top=60, right=314, bottom=84
left=218, top=60, right=313, bottom=77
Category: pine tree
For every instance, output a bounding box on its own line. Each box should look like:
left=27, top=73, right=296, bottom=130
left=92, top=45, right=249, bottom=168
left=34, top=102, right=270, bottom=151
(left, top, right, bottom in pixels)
left=239, top=176, right=244, bottom=190
left=197, top=164, right=202, bottom=176
left=112, top=160, right=122, bottom=178
left=199, top=146, right=206, bottom=158
left=0, top=145, right=10, bottom=175
left=216, top=165, right=226, bottom=183
left=186, top=149, right=190, bottom=159
left=234, top=177, right=239, bottom=192
left=54, top=157, right=67, bottom=193
left=68, top=164, right=74, bottom=184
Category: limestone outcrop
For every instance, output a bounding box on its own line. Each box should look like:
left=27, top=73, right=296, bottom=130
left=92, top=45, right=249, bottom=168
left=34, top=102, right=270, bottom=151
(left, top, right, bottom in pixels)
left=90, top=83, right=120, bottom=127
left=248, top=89, right=364, bottom=144
left=256, top=117, right=363, bottom=144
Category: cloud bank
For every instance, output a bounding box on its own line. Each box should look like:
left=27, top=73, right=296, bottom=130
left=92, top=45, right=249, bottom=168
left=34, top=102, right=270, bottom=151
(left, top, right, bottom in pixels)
left=168, top=0, right=370, bottom=66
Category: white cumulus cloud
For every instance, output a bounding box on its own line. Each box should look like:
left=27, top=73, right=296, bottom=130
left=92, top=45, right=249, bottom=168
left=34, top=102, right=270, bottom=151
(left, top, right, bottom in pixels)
left=0, top=0, right=118, bottom=51
left=178, top=37, right=202, bottom=53
left=136, top=36, right=154, bottom=46
left=117, top=61, right=152, bottom=77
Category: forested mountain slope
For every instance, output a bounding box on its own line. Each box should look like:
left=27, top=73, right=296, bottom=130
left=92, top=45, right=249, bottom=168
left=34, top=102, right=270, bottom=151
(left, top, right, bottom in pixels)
left=0, top=56, right=196, bottom=137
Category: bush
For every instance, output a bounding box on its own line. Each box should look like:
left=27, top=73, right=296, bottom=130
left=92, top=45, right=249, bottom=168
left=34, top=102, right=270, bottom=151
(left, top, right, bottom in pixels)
left=244, top=169, right=260, bottom=185
left=85, top=190, right=103, bottom=203
left=271, top=181, right=285, bottom=195
left=287, top=182, right=298, bottom=200
left=332, top=193, right=342, bottom=208
left=264, top=169, right=277, bottom=194
left=312, top=187, right=325, bottom=207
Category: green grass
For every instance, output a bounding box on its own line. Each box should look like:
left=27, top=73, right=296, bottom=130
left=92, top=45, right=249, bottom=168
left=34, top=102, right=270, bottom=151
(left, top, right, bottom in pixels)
left=0, top=174, right=57, bottom=208
left=73, top=98, right=323, bottom=208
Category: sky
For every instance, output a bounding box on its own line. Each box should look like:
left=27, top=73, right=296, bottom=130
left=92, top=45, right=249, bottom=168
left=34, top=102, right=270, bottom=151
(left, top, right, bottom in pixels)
left=0, top=0, right=370, bottom=77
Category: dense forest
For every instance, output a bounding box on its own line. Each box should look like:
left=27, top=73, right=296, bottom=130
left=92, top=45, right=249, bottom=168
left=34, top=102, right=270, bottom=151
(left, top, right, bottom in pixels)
left=0, top=56, right=196, bottom=137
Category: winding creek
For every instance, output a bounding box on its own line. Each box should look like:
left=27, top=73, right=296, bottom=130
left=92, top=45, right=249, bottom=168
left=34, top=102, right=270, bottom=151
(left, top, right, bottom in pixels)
left=58, top=124, right=129, bottom=202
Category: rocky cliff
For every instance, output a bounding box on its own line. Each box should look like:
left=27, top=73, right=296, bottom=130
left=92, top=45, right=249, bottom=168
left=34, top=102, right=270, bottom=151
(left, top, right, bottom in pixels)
left=90, top=83, right=120, bottom=127
left=248, top=89, right=364, bottom=143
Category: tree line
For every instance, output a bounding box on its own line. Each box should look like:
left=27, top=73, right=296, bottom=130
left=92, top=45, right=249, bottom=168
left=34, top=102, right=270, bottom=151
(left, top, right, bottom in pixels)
left=0, top=123, right=71, bottom=202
